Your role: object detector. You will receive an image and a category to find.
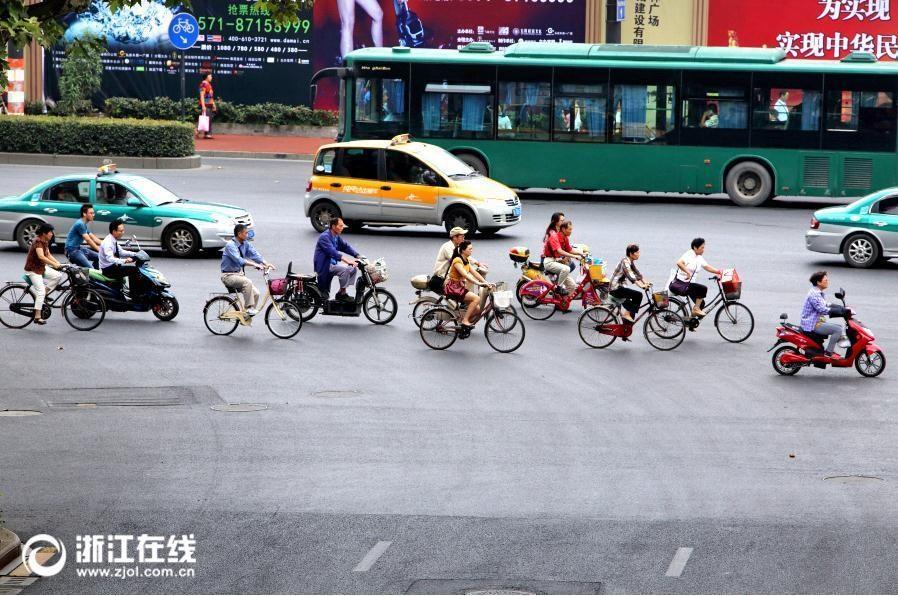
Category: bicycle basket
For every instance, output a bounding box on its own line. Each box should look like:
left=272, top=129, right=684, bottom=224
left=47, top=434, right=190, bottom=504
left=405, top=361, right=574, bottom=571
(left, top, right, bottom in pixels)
left=493, top=290, right=512, bottom=309
left=721, top=268, right=741, bottom=300
left=70, top=267, right=90, bottom=286
left=586, top=256, right=607, bottom=282
left=366, top=259, right=388, bottom=284
left=269, top=277, right=288, bottom=295
left=652, top=289, right=670, bottom=308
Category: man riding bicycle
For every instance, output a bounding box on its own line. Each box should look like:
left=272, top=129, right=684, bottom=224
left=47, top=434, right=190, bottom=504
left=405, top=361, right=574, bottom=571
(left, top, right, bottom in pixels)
left=314, top=217, right=361, bottom=302
left=220, top=224, right=273, bottom=316
left=542, top=220, right=584, bottom=296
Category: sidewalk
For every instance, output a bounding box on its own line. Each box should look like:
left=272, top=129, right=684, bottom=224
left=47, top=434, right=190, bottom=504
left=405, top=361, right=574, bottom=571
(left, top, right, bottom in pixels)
left=194, top=134, right=333, bottom=160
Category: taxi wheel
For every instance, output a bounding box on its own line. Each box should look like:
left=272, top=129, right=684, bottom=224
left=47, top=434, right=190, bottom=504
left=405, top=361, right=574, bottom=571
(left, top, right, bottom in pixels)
left=164, top=224, right=200, bottom=258
left=443, top=207, right=477, bottom=235
left=310, top=202, right=341, bottom=233
left=16, top=219, right=43, bottom=251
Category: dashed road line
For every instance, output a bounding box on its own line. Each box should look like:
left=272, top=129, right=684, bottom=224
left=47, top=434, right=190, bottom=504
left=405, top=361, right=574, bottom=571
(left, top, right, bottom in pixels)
left=665, top=547, right=694, bottom=578
left=353, top=541, right=392, bottom=572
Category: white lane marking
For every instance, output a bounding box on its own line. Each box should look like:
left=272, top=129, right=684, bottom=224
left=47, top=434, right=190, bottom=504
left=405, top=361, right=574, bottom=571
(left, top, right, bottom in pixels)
left=665, top=547, right=694, bottom=577
left=353, top=541, right=392, bottom=572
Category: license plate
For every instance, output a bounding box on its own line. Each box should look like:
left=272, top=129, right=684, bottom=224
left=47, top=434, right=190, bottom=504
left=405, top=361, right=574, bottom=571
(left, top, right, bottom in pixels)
left=512, top=207, right=521, bottom=217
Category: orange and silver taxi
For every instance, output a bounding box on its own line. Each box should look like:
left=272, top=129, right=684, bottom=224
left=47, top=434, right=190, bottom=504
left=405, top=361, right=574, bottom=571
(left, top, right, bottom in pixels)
left=304, top=135, right=521, bottom=235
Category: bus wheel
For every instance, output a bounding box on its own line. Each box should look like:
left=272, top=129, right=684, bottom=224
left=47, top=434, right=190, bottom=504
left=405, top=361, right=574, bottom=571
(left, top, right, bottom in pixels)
left=725, top=161, right=773, bottom=207
left=456, top=153, right=488, bottom=176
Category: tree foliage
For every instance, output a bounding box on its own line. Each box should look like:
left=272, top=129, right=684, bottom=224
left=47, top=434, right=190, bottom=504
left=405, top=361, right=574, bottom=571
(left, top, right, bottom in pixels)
left=0, top=0, right=312, bottom=91
left=57, top=35, right=104, bottom=114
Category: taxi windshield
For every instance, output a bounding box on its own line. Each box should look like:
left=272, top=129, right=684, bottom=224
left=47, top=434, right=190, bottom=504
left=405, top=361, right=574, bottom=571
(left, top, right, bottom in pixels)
left=413, top=146, right=478, bottom=178
left=126, top=178, right=183, bottom=206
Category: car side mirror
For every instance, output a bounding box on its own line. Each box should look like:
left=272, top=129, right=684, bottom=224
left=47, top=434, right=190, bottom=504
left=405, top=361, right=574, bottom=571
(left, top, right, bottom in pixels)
left=127, top=198, right=143, bottom=208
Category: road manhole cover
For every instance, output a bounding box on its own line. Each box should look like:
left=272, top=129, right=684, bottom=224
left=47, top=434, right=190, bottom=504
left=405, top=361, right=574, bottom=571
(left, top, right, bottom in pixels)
left=825, top=475, right=883, bottom=485
left=0, top=410, right=43, bottom=417
left=311, top=390, right=363, bottom=399
left=405, top=580, right=601, bottom=595
left=210, top=403, right=268, bottom=412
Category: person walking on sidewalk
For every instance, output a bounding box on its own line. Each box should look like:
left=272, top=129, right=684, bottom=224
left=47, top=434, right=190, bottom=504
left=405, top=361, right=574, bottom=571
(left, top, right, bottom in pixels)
left=24, top=223, right=64, bottom=325
left=198, top=73, right=217, bottom=139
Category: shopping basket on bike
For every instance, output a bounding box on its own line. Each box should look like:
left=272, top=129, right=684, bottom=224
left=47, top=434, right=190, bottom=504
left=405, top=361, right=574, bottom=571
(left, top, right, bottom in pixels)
left=652, top=289, right=670, bottom=308
left=721, top=268, right=741, bottom=300
left=366, top=259, right=389, bottom=284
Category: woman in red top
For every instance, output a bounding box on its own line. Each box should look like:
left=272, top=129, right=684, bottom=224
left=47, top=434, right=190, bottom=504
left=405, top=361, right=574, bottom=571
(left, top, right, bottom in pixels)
left=24, top=223, right=64, bottom=325
left=198, top=74, right=217, bottom=139
left=542, top=220, right=584, bottom=296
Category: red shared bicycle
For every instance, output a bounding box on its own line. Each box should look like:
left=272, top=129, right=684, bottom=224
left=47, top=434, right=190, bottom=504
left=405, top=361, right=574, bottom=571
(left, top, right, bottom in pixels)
left=518, top=255, right=610, bottom=320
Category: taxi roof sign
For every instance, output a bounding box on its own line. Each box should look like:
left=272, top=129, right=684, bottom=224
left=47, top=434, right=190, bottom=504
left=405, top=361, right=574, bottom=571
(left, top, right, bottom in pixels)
left=97, top=162, right=118, bottom=176
left=390, top=134, right=411, bottom=145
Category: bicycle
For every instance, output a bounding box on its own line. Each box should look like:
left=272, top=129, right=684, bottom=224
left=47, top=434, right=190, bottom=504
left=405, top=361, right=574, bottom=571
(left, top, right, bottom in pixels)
left=419, top=282, right=526, bottom=353
left=519, top=254, right=609, bottom=320
left=668, top=272, right=754, bottom=343
left=0, top=265, right=106, bottom=331
left=203, top=266, right=303, bottom=339
left=577, top=285, right=686, bottom=351
left=172, top=18, right=195, bottom=34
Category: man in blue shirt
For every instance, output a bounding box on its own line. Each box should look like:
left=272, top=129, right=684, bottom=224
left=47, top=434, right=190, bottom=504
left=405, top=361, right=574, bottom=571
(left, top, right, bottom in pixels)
left=314, top=217, right=360, bottom=302
left=65, top=203, right=101, bottom=268
left=800, top=270, right=842, bottom=356
left=220, top=224, right=272, bottom=316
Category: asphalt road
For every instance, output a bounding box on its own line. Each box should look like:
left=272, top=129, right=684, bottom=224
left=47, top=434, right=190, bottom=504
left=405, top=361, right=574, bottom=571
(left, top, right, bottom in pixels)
left=1, top=158, right=896, bottom=594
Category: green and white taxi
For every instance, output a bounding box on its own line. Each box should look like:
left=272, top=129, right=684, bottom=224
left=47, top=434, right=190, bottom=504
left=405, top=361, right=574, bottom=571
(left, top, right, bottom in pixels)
left=0, top=166, right=252, bottom=257
left=806, top=188, right=898, bottom=268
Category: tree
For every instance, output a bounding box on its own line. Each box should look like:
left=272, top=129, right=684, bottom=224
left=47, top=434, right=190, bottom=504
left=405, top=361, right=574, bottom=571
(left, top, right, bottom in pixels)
left=57, top=35, right=103, bottom=114
left=0, top=0, right=311, bottom=93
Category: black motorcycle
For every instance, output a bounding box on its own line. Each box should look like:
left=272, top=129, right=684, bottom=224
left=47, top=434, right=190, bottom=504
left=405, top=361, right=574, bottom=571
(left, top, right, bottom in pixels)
left=286, top=257, right=397, bottom=325
left=87, top=238, right=179, bottom=321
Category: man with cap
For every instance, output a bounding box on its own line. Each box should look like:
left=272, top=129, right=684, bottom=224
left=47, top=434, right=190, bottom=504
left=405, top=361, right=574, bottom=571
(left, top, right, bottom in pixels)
left=430, top=226, right=480, bottom=292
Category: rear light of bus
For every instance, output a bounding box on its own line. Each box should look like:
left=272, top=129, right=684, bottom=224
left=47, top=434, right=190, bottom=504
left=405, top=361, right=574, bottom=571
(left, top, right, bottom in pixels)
left=306, top=179, right=312, bottom=192
left=810, top=217, right=820, bottom=229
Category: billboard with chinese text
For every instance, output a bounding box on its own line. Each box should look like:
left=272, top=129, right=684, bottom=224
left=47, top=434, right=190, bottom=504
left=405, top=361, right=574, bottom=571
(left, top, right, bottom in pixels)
left=708, top=0, right=898, bottom=60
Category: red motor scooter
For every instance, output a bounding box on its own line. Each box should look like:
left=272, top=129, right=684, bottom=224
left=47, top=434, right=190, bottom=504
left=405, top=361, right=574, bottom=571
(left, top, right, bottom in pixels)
left=769, top=288, right=885, bottom=377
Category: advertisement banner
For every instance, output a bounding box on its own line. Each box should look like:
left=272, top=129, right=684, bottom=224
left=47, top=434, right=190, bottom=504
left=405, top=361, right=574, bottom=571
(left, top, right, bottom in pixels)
left=621, top=0, right=695, bottom=46
left=708, top=0, right=898, bottom=61
left=312, top=0, right=586, bottom=108
left=45, top=0, right=313, bottom=106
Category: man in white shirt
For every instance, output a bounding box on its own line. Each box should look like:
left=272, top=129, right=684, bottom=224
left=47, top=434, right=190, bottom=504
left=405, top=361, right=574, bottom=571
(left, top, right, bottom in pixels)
left=99, top=219, right=140, bottom=289
left=673, top=237, right=722, bottom=317
left=773, top=90, right=790, bottom=126
left=430, top=226, right=480, bottom=292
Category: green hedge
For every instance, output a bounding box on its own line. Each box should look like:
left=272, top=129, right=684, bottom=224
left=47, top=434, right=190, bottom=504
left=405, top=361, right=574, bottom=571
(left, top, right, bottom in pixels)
left=103, top=97, right=338, bottom=127
left=0, top=116, right=195, bottom=158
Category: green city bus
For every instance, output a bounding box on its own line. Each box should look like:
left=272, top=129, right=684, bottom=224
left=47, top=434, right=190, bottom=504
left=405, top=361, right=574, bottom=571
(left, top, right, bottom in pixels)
left=311, top=42, right=898, bottom=207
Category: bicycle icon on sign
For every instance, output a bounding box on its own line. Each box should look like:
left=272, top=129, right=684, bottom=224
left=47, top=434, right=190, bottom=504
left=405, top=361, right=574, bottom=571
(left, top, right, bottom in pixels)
left=172, top=17, right=196, bottom=35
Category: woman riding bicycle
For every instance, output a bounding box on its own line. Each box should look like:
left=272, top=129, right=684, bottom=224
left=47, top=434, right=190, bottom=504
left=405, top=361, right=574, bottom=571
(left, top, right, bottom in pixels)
left=24, top=223, right=64, bottom=326
left=610, top=243, right=650, bottom=323
left=444, top=240, right=491, bottom=332
left=671, top=237, right=722, bottom=318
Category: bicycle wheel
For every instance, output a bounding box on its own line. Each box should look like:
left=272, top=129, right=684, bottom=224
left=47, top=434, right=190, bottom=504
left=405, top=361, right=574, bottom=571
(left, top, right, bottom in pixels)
left=63, top=288, right=106, bottom=331
left=204, top=295, right=240, bottom=336
left=363, top=288, right=398, bottom=325
left=419, top=306, right=458, bottom=350
left=577, top=306, right=617, bottom=349
left=412, top=297, right=439, bottom=328
left=484, top=309, right=525, bottom=353
left=643, top=309, right=686, bottom=351
left=714, top=301, right=754, bottom=343
left=265, top=299, right=303, bottom=339
left=519, top=281, right=556, bottom=321
left=669, top=296, right=690, bottom=319
left=0, top=284, right=35, bottom=329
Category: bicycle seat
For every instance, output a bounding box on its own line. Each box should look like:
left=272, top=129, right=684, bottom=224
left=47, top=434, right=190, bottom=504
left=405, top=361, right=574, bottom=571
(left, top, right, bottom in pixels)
left=287, top=272, right=316, bottom=281
left=527, top=260, right=543, bottom=271
left=21, top=274, right=31, bottom=285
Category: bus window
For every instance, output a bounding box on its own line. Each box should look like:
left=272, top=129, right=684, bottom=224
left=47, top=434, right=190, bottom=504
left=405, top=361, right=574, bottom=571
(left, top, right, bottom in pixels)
left=554, top=83, right=607, bottom=143
left=611, top=84, right=676, bottom=144
left=419, top=84, right=493, bottom=140
left=683, top=88, right=747, bottom=130
left=498, top=81, right=551, bottom=141
left=751, top=87, right=820, bottom=131
left=355, top=78, right=406, bottom=125
left=823, top=88, right=896, bottom=151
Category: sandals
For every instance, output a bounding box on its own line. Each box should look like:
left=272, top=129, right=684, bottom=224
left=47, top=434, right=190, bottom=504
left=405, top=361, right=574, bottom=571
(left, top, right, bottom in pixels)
left=34, top=319, right=46, bottom=325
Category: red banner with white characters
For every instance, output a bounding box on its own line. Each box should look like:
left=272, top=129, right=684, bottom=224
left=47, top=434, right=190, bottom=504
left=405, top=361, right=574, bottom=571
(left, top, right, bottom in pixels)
left=708, top=0, right=898, bottom=60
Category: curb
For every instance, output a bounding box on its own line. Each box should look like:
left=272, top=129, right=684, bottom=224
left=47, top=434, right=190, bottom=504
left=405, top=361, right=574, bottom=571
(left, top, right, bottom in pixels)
left=197, top=150, right=314, bottom=160
left=0, top=528, right=21, bottom=571
left=0, top=152, right=202, bottom=170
